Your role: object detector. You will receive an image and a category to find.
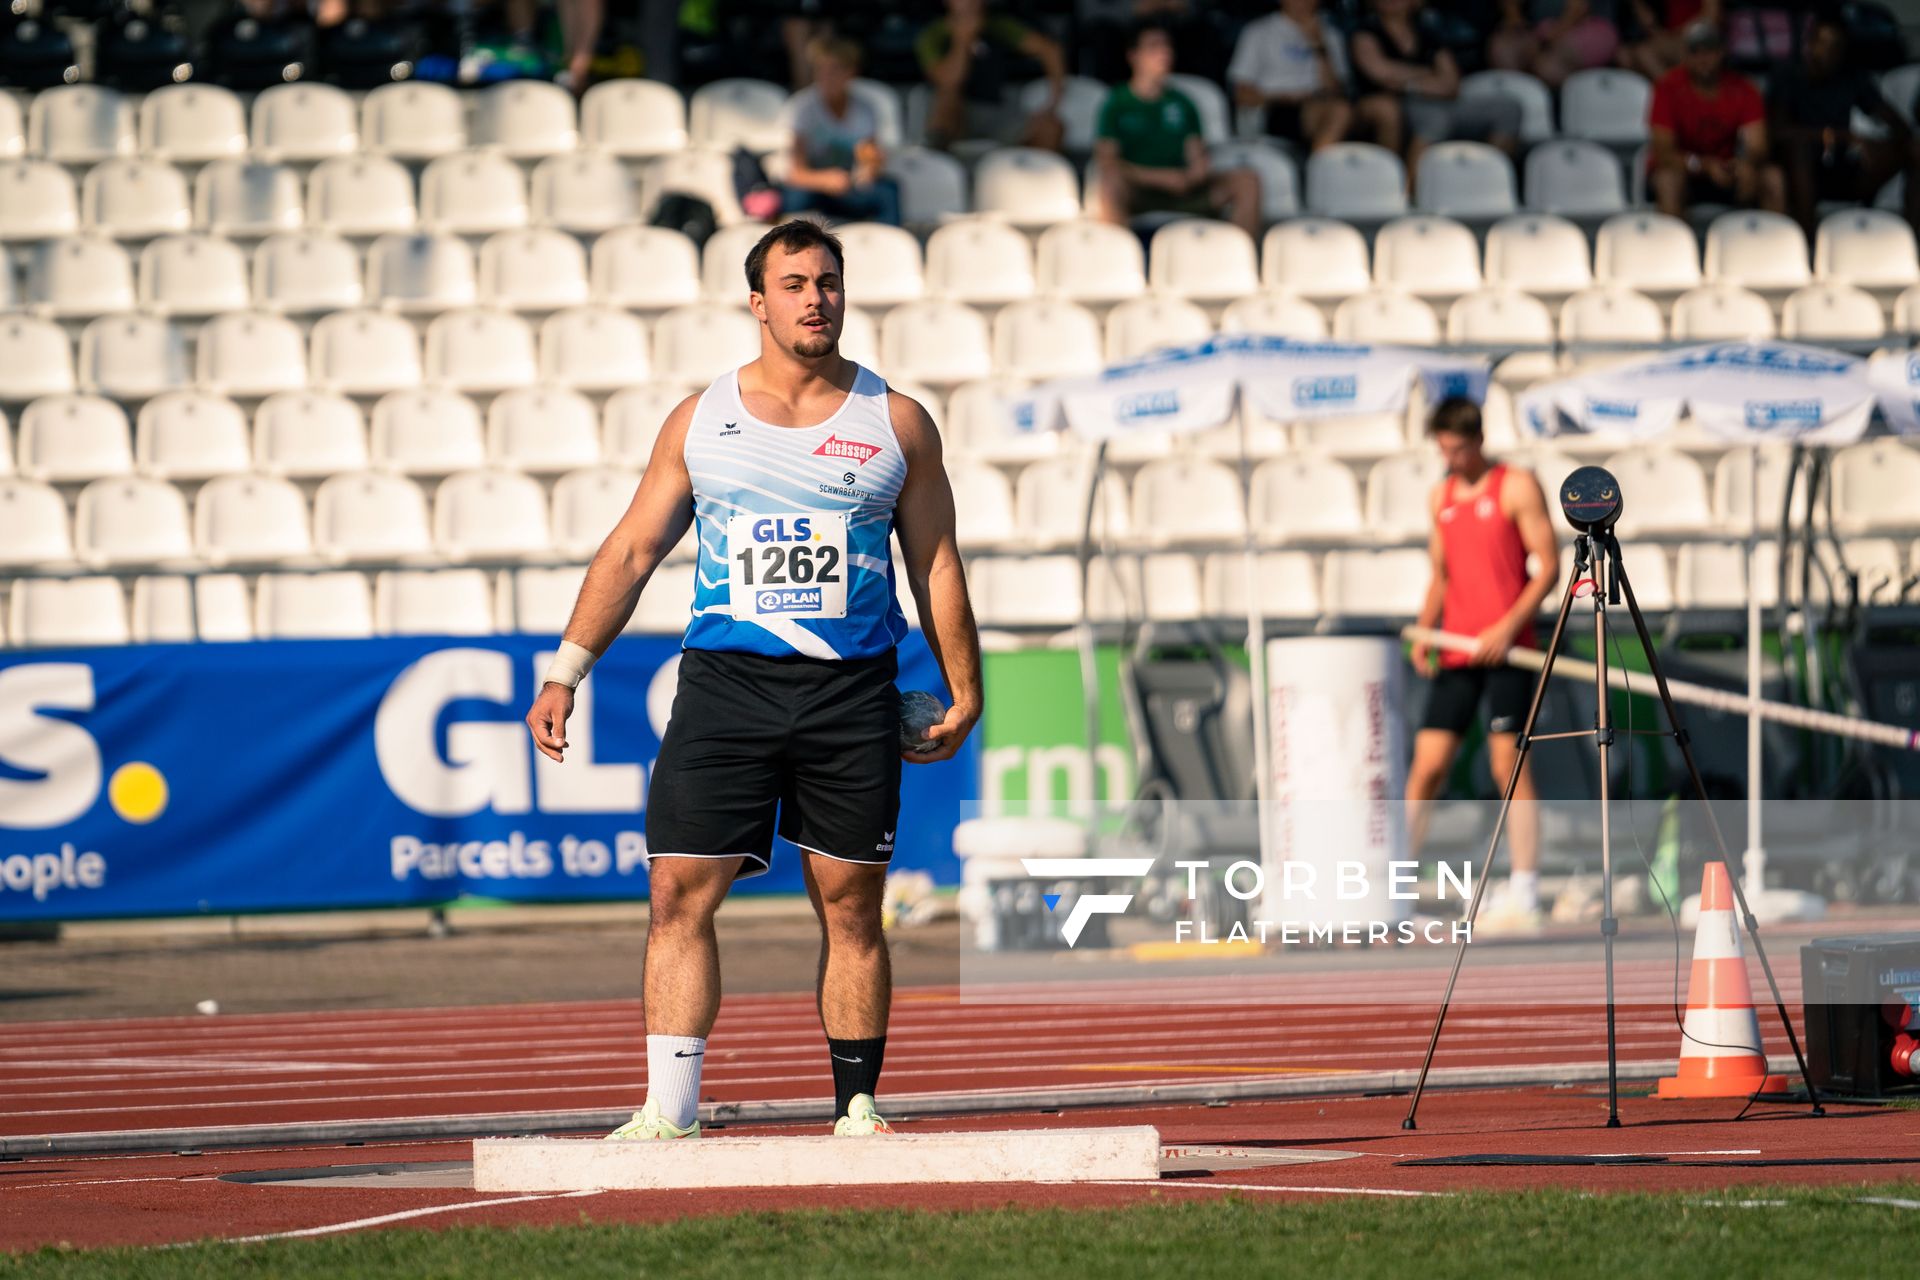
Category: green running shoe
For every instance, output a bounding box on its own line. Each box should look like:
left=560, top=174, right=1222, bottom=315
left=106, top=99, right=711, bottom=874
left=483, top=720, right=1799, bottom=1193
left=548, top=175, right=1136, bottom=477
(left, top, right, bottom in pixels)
left=605, top=1096, right=699, bottom=1140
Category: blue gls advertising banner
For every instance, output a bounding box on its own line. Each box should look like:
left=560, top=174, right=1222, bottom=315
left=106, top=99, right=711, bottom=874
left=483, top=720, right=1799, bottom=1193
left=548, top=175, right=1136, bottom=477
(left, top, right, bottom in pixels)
left=0, top=633, right=975, bottom=921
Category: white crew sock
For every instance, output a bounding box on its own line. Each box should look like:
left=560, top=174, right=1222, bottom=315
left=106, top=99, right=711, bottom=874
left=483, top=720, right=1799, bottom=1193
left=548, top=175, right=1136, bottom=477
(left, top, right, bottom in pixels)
left=1509, top=869, right=1540, bottom=911
left=645, top=1034, right=706, bottom=1129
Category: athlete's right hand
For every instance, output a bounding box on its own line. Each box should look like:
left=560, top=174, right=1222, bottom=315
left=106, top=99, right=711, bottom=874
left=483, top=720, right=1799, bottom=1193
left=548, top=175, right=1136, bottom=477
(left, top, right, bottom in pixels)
left=527, top=683, right=575, bottom=762
left=1410, top=642, right=1433, bottom=675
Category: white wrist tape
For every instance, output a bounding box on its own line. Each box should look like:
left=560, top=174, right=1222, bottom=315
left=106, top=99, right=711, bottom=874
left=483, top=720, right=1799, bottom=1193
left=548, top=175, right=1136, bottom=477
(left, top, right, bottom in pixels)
left=543, top=640, right=598, bottom=690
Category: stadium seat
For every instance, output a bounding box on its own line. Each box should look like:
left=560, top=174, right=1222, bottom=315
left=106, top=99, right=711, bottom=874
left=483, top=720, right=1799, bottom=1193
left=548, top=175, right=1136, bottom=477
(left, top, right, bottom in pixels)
left=250, top=83, right=357, bottom=162
left=885, top=146, right=968, bottom=225
left=361, top=82, right=466, bottom=160
left=880, top=300, right=994, bottom=387
left=0, top=94, right=17, bottom=157
left=305, top=156, right=416, bottom=237
left=252, top=230, right=364, bottom=314
left=602, top=382, right=688, bottom=467
left=1017, top=75, right=1108, bottom=151
left=0, top=159, right=79, bottom=240
left=0, top=316, right=77, bottom=400
left=137, top=233, right=251, bottom=317
left=1322, top=547, right=1428, bottom=616
left=1814, top=208, right=1919, bottom=292
left=487, top=386, right=600, bottom=473
left=195, top=473, right=313, bottom=565
left=1897, top=283, right=1920, bottom=335
left=530, top=152, right=636, bottom=234
left=1201, top=549, right=1321, bottom=618
left=134, top=391, right=251, bottom=480
left=1882, top=63, right=1920, bottom=129
left=131, top=573, right=253, bottom=642
left=1829, top=439, right=1920, bottom=534
left=1372, top=215, right=1482, bottom=300
left=137, top=84, right=247, bottom=163
left=1167, top=73, right=1230, bottom=144
left=1446, top=289, right=1555, bottom=383
left=638, top=147, right=746, bottom=226
left=633, top=561, right=698, bottom=631
left=373, top=568, right=495, bottom=636
left=0, top=413, right=11, bottom=474
left=26, top=235, right=135, bottom=318
left=832, top=221, right=924, bottom=308
left=193, top=159, right=303, bottom=238
left=1522, top=139, right=1626, bottom=218
left=1262, top=217, right=1371, bottom=302
left=943, top=376, right=1055, bottom=464
left=1013, top=455, right=1132, bottom=548
left=591, top=224, right=703, bottom=311
left=1363, top=452, right=1441, bottom=539
left=253, top=391, right=368, bottom=479
left=1483, top=214, right=1593, bottom=298
left=366, top=232, right=477, bottom=312
left=1035, top=219, right=1146, bottom=304
left=369, top=387, right=485, bottom=475
left=77, top=313, right=190, bottom=398
left=1704, top=210, right=1812, bottom=293
left=28, top=86, right=135, bottom=164
left=651, top=301, right=761, bottom=384
left=312, top=470, right=434, bottom=562
left=1415, top=141, right=1518, bottom=219
left=1710, top=445, right=1806, bottom=529
left=1560, top=68, right=1651, bottom=143
left=839, top=304, right=881, bottom=368
left=196, top=311, right=307, bottom=398
left=925, top=218, right=1035, bottom=305
left=580, top=78, right=688, bottom=157
left=1305, top=143, right=1408, bottom=219
left=478, top=227, right=590, bottom=312
left=0, top=476, right=74, bottom=566
left=309, top=309, right=422, bottom=395
left=16, top=394, right=132, bottom=482
left=689, top=77, right=787, bottom=153
left=991, top=298, right=1103, bottom=380
left=1148, top=218, right=1259, bottom=303
left=1104, top=295, right=1212, bottom=362
left=72, top=475, right=194, bottom=566
left=1669, top=283, right=1776, bottom=341
left=1566, top=539, right=1674, bottom=610
left=973, top=148, right=1081, bottom=227
left=433, top=468, right=553, bottom=561
left=1460, top=69, right=1555, bottom=143
left=699, top=222, right=772, bottom=299
left=1558, top=285, right=1666, bottom=350
left=539, top=306, right=651, bottom=391
left=945, top=459, right=1017, bottom=550
left=1594, top=212, right=1701, bottom=295
left=1131, top=458, right=1244, bottom=544
left=1331, top=289, right=1441, bottom=345
left=969, top=555, right=1082, bottom=628
left=419, top=152, right=529, bottom=235
left=1209, top=139, right=1301, bottom=222
left=1219, top=292, right=1328, bottom=339
left=507, top=564, right=590, bottom=633
left=1251, top=455, right=1364, bottom=538
left=9, top=577, right=130, bottom=647
left=254, top=571, right=374, bottom=638
left=1780, top=283, right=1885, bottom=341
left=472, top=81, right=579, bottom=158
left=1674, top=541, right=1776, bottom=609
left=1603, top=448, right=1711, bottom=534
left=551, top=465, right=642, bottom=557
left=81, top=159, right=190, bottom=239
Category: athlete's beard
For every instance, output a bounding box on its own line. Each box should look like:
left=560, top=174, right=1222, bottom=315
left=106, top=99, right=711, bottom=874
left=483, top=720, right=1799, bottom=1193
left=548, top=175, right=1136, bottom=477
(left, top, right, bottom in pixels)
left=790, top=328, right=836, bottom=359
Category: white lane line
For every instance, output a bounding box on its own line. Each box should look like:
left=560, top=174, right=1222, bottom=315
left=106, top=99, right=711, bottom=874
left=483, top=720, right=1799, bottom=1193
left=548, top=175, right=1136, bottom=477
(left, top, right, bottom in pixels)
left=1579, top=1150, right=1763, bottom=1157
left=214, top=1190, right=605, bottom=1244
left=1080, top=1179, right=1442, bottom=1198
left=1858, top=1197, right=1920, bottom=1210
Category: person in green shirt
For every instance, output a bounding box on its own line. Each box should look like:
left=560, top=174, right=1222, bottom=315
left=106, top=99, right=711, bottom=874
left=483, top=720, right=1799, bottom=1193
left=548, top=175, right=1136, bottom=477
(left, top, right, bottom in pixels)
left=917, top=0, right=1068, bottom=151
left=1095, top=21, right=1260, bottom=235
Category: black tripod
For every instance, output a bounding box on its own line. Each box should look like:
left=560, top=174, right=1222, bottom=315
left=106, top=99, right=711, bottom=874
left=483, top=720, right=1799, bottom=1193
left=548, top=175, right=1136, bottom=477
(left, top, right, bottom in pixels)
left=1401, top=502, right=1824, bottom=1129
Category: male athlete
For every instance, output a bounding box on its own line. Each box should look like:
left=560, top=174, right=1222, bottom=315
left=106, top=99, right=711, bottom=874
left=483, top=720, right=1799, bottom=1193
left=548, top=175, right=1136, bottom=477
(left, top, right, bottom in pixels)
left=1406, top=397, right=1558, bottom=930
left=524, top=219, right=982, bottom=1138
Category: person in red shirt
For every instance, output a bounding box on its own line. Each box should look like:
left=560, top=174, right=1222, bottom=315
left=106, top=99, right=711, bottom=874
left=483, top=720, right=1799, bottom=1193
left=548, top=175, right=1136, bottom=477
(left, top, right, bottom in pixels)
left=1647, top=22, right=1784, bottom=218
left=1407, top=398, right=1559, bottom=929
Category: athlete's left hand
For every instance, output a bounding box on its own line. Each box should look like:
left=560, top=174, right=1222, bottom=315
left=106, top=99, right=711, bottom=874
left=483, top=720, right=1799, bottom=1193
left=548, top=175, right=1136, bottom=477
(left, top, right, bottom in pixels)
left=1470, top=623, right=1516, bottom=667
left=906, top=701, right=979, bottom=764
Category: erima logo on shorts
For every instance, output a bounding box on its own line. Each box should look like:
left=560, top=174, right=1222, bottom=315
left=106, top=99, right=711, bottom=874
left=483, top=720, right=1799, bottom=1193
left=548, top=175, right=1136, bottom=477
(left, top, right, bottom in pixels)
left=757, top=588, right=823, bottom=614
left=813, top=435, right=882, bottom=465
left=1021, top=856, right=1156, bottom=947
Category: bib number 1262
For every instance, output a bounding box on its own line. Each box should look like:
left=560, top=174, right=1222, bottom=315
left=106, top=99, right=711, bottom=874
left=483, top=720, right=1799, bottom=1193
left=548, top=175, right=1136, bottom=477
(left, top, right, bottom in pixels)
left=727, top=513, right=848, bottom=620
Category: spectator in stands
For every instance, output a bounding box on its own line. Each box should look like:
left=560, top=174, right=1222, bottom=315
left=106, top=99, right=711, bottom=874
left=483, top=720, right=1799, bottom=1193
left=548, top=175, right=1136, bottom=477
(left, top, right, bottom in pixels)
left=1088, top=0, right=1233, bottom=88
left=1488, top=0, right=1620, bottom=88
left=1647, top=22, right=1783, bottom=220
left=1767, top=12, right=1920, bottom=232
left=1351, top=0, right=1521, bottom=171
left=917, top=0, right=1068, bottom=152
left=1095, top=20, right=1261, bottom=236
left=1228, top=0, right=1355, bottom=153
left=782, top=35, right=902, bottom=225
left=1620, top=0, right=1718, bottom=81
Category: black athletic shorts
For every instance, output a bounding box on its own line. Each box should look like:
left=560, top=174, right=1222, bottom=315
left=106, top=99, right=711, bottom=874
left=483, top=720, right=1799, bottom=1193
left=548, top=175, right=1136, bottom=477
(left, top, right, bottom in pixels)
left=1421, top=666, right=1534, bottom=737
left=644, top=646, right=902, bottom=878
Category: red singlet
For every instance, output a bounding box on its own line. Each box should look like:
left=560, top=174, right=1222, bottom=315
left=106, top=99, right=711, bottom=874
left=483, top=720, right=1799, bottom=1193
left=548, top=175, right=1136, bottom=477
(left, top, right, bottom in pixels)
left=1436, top=463, right=1537, bottom=670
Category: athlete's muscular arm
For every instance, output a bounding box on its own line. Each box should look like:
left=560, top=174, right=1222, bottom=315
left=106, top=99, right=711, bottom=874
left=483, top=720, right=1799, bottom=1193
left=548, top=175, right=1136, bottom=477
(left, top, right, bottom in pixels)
left=525, top=395, right=698, bottom=762
left=1411, top=484, right=1447, bottom=675
left=1476, top=467, right=1559, bottom=667
left=889, top=390, right=982, bottom=765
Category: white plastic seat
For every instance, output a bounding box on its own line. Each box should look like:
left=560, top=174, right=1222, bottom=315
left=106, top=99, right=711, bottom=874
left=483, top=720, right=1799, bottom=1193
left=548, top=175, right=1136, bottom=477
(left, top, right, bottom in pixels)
left=1669, top=283, right=1776, bottom=341
left=252, top=230, right=364, bottom=314
left=689, top=77, right=787, bottom=152
left=970, top=556, right=1083, bottom=627
left=366, top=232, right=477, bottom=312
left=945, top=459, right=1017, bottom=549
left=591, top=225, right=703, bottom=310
left=1445, top=289, right=1554, bottom=374
left=368, top=387, right=487, bottom=477
left=1594, top=212, right=1702, bottom=294
left=373, top=568, right=494, bottom=636
left=943, top=376, right=1053, bottom=464
left=253, top=391, right=368, bottom=479
left=137, top=233, right=251, bottom=317
left=309, top=309, right=422, bottom=395
left=312, top=470, right=434, bottom=563
left=254, top=571, right=374, bottom=638
left=138, top=84, right=247, bottom=163
left=1363, top=453, right=1442, bottom=539
left=1132, top=458, right=1245, bottom=544
left=886, top=146, right=969, bottom=225
left=838, top=305, right=881, bottom=369
left=1332, top=290, right=1440, bottom=345
left=1323, top=547, right=1429, bottom=616
left=1148, top=218, right=1259, bottom=302
left=77, top=314, right=190, bottom=399
left=603, top=382, right=691, bottom=468
left=1896, top=283, right=1920, bottom=335
left=419, top=152, right=529, bottom=236
left=1036, top=219, right=1146, bottom=304
left=305, top=155, right=416, bottom=237
left=478, top=228, right=590, bottom=311
left=29, top=86, right=135, bottom=164
left=1220, top=292, right=1328, bottom=340
left=196, top=311, right=307, bottom=398
left=0, top=477, right=74, bottom=566
left=0, top=159, right=79, bottom=240
left=1780, top=283, right=1885, bottom=341
left=472, top=81, right=579, bottom=158
left=1814, top=208, right=1919, bottom=292
left=81, top=159, right=190, bottom=240
left=361, top=82, right=466, bottom=160
left=881, top=300, right=994, bottom=387
left=1014, top=455, right=1131, bottom=548
left=1558, top=286, right=1666, bottom=350
left=1415, top=141, right=1518, bottom=219
left=651, top=302, right=761, bottom=385
left=26, top=235, right=135, bottom=318
left=1523, top=140, right=1625, bottom=218
left=1830, top=439, right=1920, bottom=534
left=9, top=578, right=129, bottom=647
left=0, top=317, right=77, bottom=400
left=1202, top=550, right=1321, bottom=617
left=991, top=299, right=1103, bottom=380
left=0, top=94, right=17, bottom=157
left=632, top=562, right=698, bottom=631
left=134, top=391, right=251, bottom=480
left=698, top=222, right=773, bottom=300
left=925, top=218, right=1035, bottom=305
left=539, top=306, right=651, bottom=391
left=1483, top=215, right=1593, bottom=298
left=1372, top=215, right=1482, bottom=300
left=1261, top=217, right=1370, bottom=302
left=1675, top=541, right=1777, bottom=609
left=551, top=465, right=642, bottom=557
left=1460, top=69, right=1556, bottom=143
left=73, top=475, right=194, bottom=566
left=250, top=83, right=357, bottom=162
left=1560, top=68, right=1651, bottom=144
left=1014, top=74, right=1107, bottom=152
left=1602, top=448, right=1711, bottom=534
left=1705, top=210, right=1812, bottom=293
left=973, top=147, right=1081, bottom=227
left=434, top=468, right=552, bottom=561
left=424, top=308, right=538, bottom=394
left=580, top=79, right=687, bottom=157
left=193, top=160, right=303, bottom=238
left=1305, top=143, right=1408, bottom=219
left=195, top=473, right=313, bottom=565
left=1251, top=455, right=1364, bottom=538
left=508, top=564, right=589, bottom=633
left=1209, top=138, right=1301, bottom=222
left=16, top=394, right=132, bottom=482
left=486, top=386, right=600, bottom=473
left=1104, top=295, right=1212, bottom=362
left=836, top=222, right=925, bottom=308
left=1711, top=445, right=1807, bottom=529
left=1165, top=72, right=1230, bottom=144
left=131, top=574, right=253, bottom=643
left=530, top=152, right=636, bottom=233
left=638, top=147, right=745, bottom=226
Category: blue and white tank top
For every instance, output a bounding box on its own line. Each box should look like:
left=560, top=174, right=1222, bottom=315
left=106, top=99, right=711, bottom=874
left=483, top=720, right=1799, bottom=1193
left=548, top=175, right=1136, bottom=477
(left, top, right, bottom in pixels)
left=680, top=363, right=909, bottom=660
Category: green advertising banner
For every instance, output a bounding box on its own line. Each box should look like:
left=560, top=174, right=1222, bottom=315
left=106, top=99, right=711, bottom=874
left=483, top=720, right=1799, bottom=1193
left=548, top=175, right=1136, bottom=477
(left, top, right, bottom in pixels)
left=978, top=646, right=1135, bottom=816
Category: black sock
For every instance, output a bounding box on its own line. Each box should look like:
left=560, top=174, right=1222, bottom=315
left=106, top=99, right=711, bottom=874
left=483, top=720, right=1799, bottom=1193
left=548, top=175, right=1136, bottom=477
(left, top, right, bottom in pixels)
left=827, top=1036, right=886, bottom=1116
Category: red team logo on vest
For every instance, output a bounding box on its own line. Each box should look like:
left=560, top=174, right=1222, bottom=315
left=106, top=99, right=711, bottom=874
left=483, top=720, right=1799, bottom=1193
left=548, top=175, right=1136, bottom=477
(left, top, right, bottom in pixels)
left=813, top=435, right=882, bottom=466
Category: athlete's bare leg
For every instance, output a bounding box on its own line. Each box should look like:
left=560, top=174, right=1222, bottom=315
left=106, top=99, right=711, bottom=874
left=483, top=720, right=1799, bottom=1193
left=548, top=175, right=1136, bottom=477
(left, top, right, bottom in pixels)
left=642, top=855, right=745, bottom=1037
left=1405, top=727, right=1461, bottom=855
left=1485, top=732, right=1539, bottom=875
left=803, top=851, right=891, bottom=1038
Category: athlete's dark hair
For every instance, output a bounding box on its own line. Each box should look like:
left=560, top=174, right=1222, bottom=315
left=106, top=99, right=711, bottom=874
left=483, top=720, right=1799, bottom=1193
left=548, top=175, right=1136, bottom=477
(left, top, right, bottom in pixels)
left=1428, top=396, right=1484, bottom=438
left=744, top=219, right=846, bottom=294
left=1128, top=16, right=1175, bottom=50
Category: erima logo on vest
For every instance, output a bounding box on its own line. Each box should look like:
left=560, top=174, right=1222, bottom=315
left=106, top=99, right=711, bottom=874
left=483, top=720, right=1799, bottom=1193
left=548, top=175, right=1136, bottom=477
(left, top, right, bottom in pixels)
left=813, top=435, right=882, bottom=465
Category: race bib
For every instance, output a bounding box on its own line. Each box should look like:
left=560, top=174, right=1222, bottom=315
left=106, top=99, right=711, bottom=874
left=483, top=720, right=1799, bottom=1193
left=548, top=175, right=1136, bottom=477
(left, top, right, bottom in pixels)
left=726, top=513, right=848, bottom=620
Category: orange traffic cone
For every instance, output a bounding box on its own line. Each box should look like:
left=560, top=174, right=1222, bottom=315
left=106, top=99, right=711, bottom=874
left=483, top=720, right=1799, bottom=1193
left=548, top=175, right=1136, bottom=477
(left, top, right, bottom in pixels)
left=1656, top=861, right=1789, bottom=1099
